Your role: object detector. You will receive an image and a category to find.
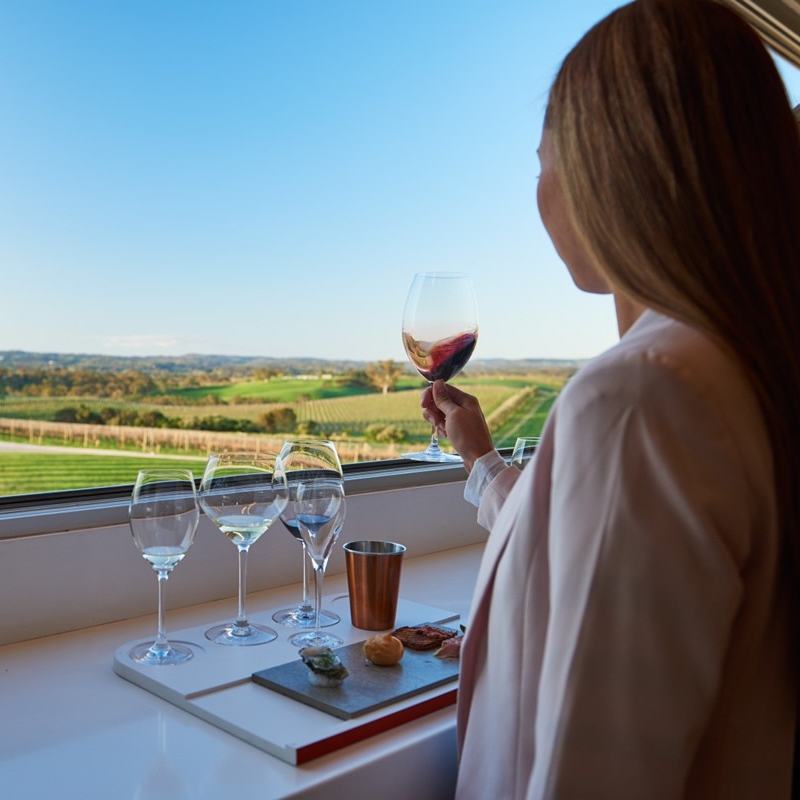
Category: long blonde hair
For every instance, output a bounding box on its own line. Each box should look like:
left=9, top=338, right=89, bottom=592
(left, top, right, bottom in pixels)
left=548, top=0, right=800, bottom=578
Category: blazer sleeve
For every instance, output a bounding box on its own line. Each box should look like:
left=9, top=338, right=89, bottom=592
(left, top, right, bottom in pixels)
left=528, top=354, right=753, bottom=799
left=475, top=454, right=521, bottom=530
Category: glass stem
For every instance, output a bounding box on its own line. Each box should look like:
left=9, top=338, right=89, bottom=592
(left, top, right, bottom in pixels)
left=427, top=425, right=443, bottom=456
left=426, top=380, right=443, bottom=456
left=154, top=570, right=170, bottom=652
left=236, top=547, right=249, bottom=628
left=300, top=543, right=313, bottom=612
left=313, top=562, right=324, bottom=637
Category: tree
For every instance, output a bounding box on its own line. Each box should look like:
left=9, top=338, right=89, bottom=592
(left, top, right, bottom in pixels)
left=294, top=420, right=319, bottom=436
left=136, top=410, right=171, bottom=428
left=365, top=423, right=407, bottom=443
left=257, top=407, right=297, bottom=433
left=365, top=360, right=405, bottom=396
left=336, top=369, right=371, bottom=389
left=253, top=367, right=277, bottom=381
left=54, top=407, right=79, bottom=423
left=186, top=415, right=259, bottom=432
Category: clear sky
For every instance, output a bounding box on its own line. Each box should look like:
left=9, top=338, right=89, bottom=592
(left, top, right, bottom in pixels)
left=2, top=1, right=799, bottom=364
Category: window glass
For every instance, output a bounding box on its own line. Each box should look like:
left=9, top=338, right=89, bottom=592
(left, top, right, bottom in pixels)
left=1, top=1, right=799, bottom=498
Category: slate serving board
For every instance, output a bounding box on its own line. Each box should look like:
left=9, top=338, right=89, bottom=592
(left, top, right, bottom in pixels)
left=252, top=628, right=460, bottom=720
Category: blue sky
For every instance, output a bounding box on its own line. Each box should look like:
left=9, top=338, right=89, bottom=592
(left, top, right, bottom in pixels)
left=2, top=1, right=799, bottom=363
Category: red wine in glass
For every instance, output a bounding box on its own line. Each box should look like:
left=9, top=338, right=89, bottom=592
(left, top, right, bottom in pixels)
left=401, top=272, right=478, bottom=462
left=402, top=330, right=478, bottom=383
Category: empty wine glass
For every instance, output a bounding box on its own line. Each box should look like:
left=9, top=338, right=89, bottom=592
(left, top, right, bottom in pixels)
left=510, top=436, right=540, bottom=469
left=289, top=478, right=346, bottom=649
left=128, top=469, right=200, bottom=666
left=401, top=271, right=478, bottom=461
left=272, top=439, right=343, bottom=629
left=199, top=451, right=288, bottom=646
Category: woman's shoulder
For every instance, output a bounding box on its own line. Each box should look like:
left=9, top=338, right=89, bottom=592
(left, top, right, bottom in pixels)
left=559, top=309, right=769, bottom=467
left=567, top=310, right=748, bottom=403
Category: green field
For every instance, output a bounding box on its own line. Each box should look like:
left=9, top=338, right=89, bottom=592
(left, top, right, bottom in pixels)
left=170, top=375, right=426, bottom=404
left=0, top=452, right=206, bottom=494
left=0, top=370, right=568, bottom=495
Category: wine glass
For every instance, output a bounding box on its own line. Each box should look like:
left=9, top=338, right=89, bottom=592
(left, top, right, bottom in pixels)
left=510, top=436, right=540, bottom=469
left=272, top=439, right=343, bottom=629
left=288, top=478, right=347, bottom=649
left=128, top=469, right=200, bottom=666
left=401, top=271, right=478, bottom=461
left=199, top=451, right=288, bottom=646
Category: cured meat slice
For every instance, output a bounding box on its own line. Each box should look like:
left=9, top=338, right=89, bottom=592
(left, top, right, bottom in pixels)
left=434, top=636, right=462, bottom=659
left=392, top=623, right=458, bottom=651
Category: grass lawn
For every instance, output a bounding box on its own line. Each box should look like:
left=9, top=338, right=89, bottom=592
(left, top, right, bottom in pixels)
left=0, top=452, right=206, bottom=495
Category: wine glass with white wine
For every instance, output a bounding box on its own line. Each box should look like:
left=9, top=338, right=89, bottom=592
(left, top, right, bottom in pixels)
left=401, top=271, right=478, bottom=461
left=128, top=468, right=200, bottom=666
left=199, top=451, right=288, bottom=646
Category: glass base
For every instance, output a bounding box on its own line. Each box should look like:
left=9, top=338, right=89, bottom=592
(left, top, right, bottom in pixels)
left=129, top=640, right=194, bottom=665
left=289, top=629, right=344, bottom=648
left=205, top=620, right=277, bottom=646
left=401, top=449, right=462, bottom=463
left=272, top=605, right=341, bottom=628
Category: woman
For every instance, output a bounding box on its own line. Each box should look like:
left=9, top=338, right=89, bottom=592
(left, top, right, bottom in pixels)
left=422, top=1, right=800, bottom=797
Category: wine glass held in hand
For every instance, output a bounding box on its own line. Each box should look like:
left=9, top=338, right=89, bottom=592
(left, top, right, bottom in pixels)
left=128, top=469, right=200, bottom=666
left=272, top=439, right=344, bottom=629
left=289, top=478, right=347, bottom=649
left=401, top=271, right=478, bottom=462
left=199, top=452, right=288, bottom=646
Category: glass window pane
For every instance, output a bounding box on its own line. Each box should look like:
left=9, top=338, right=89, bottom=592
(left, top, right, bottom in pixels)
left=2, top=1, right=798, bottom=498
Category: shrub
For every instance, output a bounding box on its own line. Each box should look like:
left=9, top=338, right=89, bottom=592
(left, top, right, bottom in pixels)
left=257, top=407, right=297, bottom=433
left=364, top=423, right=407, bottom=443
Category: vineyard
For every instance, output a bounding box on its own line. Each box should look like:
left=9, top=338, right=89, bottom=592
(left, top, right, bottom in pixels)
left=292, top=381, right=525, bottom=436
left=0, top=370, right=569, bottom=495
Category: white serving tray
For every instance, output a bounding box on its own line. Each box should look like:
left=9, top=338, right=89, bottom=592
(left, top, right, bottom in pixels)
left=113, top=594, right=460, bottom=765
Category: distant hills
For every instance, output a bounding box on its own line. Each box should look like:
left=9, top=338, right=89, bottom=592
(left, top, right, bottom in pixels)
left=0, top=350, right=584, bottom=374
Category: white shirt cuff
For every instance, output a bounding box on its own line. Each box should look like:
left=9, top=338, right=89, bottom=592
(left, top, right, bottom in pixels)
left=464, top=450, right=508, bottom=507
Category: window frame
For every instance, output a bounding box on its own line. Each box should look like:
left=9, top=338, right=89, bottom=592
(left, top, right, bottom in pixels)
left=0, top=457, right=487, bottom=539
left=2, top=0, right=798, bottom=534
left=723, top=0, right=800, bottom=67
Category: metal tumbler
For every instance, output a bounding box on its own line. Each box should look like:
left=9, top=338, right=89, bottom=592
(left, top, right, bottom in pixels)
left=343, top=540, right=406, bottom=630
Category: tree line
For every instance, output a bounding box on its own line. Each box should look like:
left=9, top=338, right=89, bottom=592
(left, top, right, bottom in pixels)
left=51, top=403, right=408, bottom=442
left=0, top=366, right=226, bottom=398
left=53, top=404, right=304, bottom=434
left=0, top=361, right=408, bottom=400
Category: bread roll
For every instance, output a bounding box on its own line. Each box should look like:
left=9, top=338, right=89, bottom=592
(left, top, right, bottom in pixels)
left=363, top=632, right=404, bottom=666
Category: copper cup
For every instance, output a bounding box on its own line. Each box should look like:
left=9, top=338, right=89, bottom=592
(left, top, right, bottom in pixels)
left=343, top=540, right=406, bottom=630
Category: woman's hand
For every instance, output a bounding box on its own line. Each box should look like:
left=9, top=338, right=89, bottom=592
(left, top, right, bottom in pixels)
left=421, top=380, right=495, bottom=473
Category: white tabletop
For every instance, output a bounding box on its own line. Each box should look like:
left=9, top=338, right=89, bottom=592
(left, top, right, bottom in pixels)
left=0, top=543, right=482, bottom=800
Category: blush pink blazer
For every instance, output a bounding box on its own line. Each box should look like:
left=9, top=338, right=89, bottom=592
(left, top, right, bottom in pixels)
left=455, top=310, right=795, bottom=799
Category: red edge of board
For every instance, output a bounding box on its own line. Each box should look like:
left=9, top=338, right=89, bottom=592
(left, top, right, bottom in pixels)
left=294, top=687, right=458, bottom=765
